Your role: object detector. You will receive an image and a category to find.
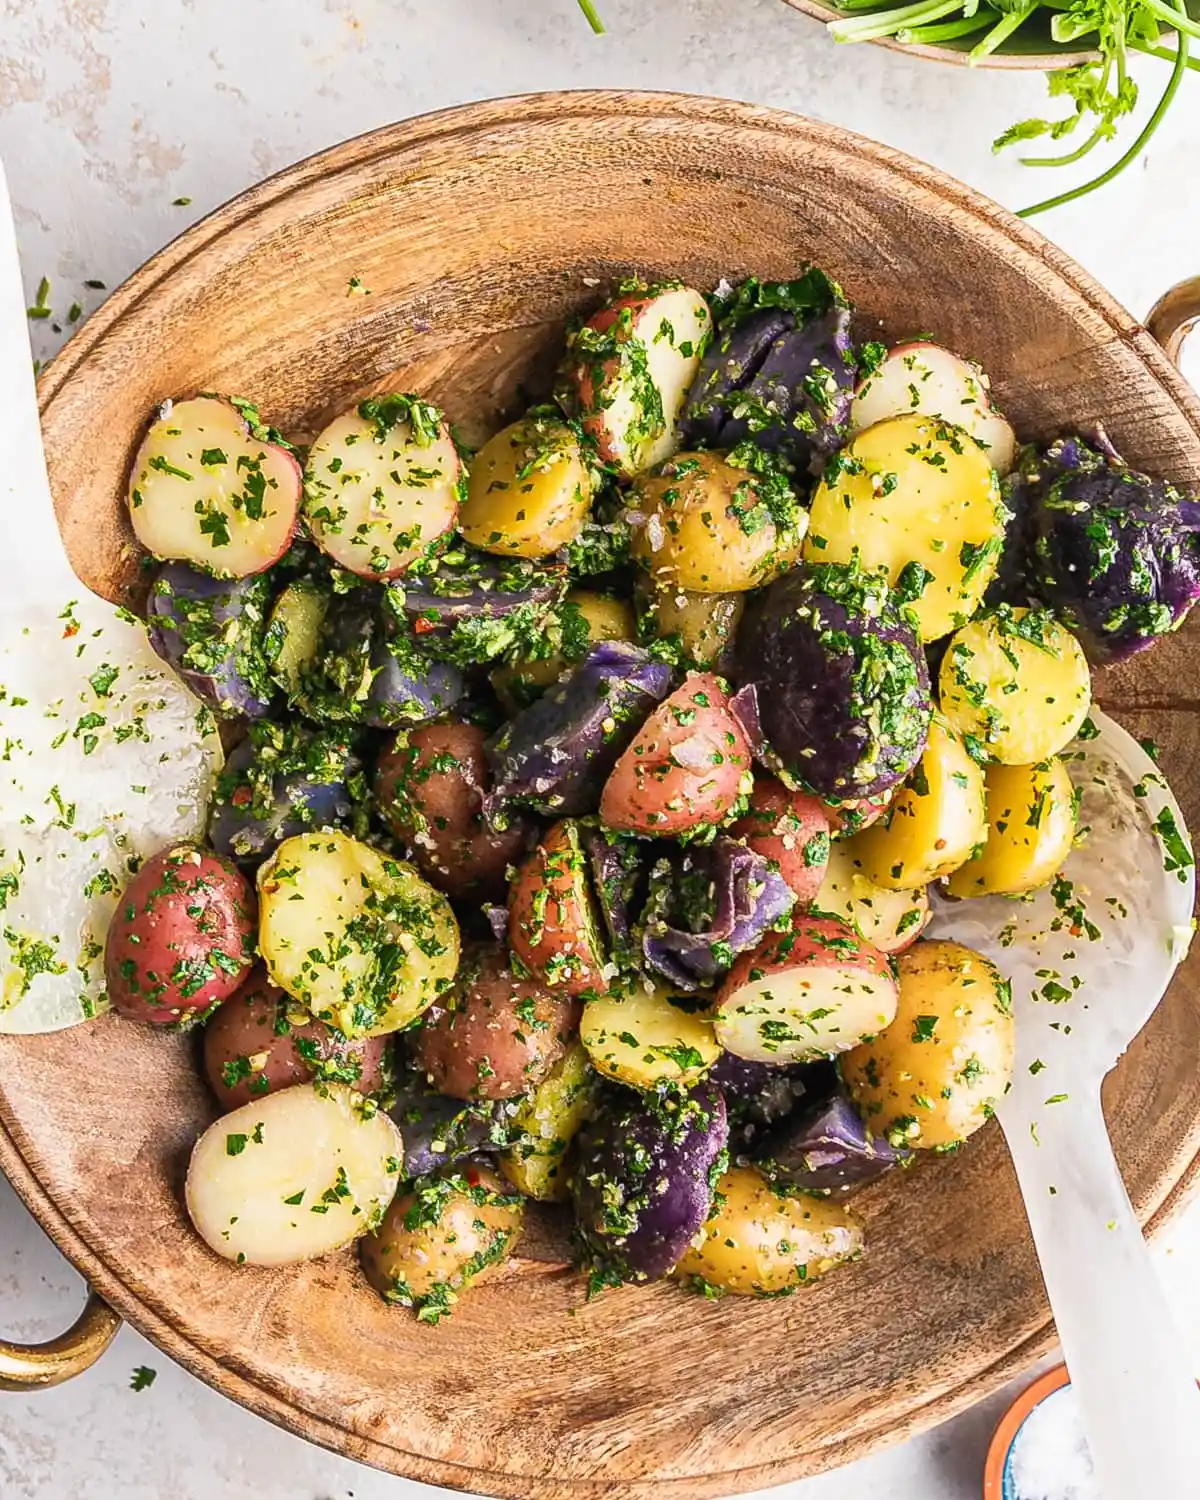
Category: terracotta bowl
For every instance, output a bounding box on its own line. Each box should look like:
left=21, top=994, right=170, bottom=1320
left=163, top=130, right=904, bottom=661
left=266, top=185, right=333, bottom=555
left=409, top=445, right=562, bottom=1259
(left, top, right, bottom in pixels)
left=3, top=92, right=1200, bottom=1500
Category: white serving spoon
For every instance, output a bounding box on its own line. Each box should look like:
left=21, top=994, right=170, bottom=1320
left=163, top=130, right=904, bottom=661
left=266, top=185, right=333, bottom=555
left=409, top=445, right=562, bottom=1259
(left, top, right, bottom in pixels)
left=930, top=708, right=1200, bottom=1497
left=0, top=161, right=221, bottom=1033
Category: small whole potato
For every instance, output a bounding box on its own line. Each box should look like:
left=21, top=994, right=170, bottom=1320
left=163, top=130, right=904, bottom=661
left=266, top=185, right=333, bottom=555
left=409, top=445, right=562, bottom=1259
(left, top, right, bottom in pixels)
left=945, top=756, right=1076, bottom=899
left=732, top=778, right=831, bottom=903
left=600, top=672, right=752, bottom=837
left=361, top=1163, right=524, bottom=1321
left=203, top=968, right=390, bottom=1110
left=105, top=842, right=256, bottom=1025
left=675, top=1166, right=864, bottom=1295
left=635, top=578, right=744, bottom=672
left=508, top=820, right=607, bottom=996
left=631, top=451, right=805, bottom=594
left=376, top=719, right=532, bottom=899
left=413, top=946, right=580, bottom=1101
left=460, top=413, right=594, bottom=558
left=842, top=939, right=1015, bottom=1150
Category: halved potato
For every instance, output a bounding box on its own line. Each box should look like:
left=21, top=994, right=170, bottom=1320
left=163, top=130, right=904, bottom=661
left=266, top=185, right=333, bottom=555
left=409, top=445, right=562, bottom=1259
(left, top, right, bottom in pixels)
left=567, top=285, right=712, bottom=477
left=499, top=1041, right=594, bottom=1201
left=580, top=978, right=720, bottom=1091
left=938, top=607, right=1092, bottom=765
left=851, top=343, right=1017, bottom=475
left=128, top=395, right=301, bottom=577
left=303, top=394, right=460, bottom=578
left=185, top=1083, right=402, bottom=1267
left=944, top=756, right=1076, bottom=899
left=804, top=413, right=1007, bottom=641
left=257, top=831, right=459, bottom=1036
left=714, top=914, right=897, bottom=1063
left=814, top=838, right=930, bottom=953
left=460, top=413, right=594, bottom=558
left=853, top=716, right=987, bottom=891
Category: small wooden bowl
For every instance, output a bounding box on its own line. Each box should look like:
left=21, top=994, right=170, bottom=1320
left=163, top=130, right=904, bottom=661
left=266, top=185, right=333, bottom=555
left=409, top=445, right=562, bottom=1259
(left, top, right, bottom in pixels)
left=4, top=92, right=1200, bottom=1499
left=780, top=0, right=1198, bottom=69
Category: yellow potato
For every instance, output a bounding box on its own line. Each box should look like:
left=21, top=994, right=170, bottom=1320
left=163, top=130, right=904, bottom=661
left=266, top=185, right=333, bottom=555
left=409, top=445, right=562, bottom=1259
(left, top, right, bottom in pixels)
left=257, top=832, right=460, bottom=1037
left=635, top=578, right=744, bottom=670
left=804, top=414, right=1006, bottom=640
left=945, top=757, right=1077, bottom=898
left=853, top=717, right=987, bottom=891
left=674, top=1166, right=863, bottom=1295
left=360, top=1165, right=524, bottom=1321
left=842, top=939, right=1015, bottom=1149
left=938, top=607, right=1092, bottom=765
left=631, top=450, right=806, bottom=593
left=460, top=414, right=594, bottom=558
left=580, top=978, right=720, bottom=1091
left=499, top=1041, right=594, bottom=1201
left=492, top=590, right=635, bottom=705
left=815, top=838, right=931, bottom=953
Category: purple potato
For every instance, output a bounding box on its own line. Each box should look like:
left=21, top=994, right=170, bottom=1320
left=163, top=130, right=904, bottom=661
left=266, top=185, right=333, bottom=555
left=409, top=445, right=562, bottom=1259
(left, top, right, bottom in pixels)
left=735, top=563, right=931, bottom=800
left=757, top=1068, right=901, bottom=1196
left=709, top=1051, right=810, bottom=1151
left=367, top=637, right=464, bottom=728
left=582, top=827, right=647, bottom=955
left=146, top=562, right=274, bottom=718
left=485, top=641, right=673, bottom=819
left=680, top=307, right=792, bottom=448
left=575, top=1082, right=728, bottom=1283
left=384, top=549, right=567, bottom=668
left=640, top=837, right=795, bottom=990
left=207, top=726, right=355, bottom=866
left=389, top=1082, right=515, bottom=1180
left=714, top=305, right=856, bottom=468
left=1026, top=436, right=1200, bottom=663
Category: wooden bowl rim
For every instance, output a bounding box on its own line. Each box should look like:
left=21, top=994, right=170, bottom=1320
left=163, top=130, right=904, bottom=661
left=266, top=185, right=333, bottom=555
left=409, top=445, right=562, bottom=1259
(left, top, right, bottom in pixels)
left=12, top=90, right=1200, bottom=1496
left=778, top=0, right=1099, bottom=68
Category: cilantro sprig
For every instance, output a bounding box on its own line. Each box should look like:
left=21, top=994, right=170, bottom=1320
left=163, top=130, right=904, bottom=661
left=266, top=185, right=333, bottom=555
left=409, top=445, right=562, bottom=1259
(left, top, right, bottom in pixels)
left=824, top=0, right=1193, bottom=214
left=578, top=0, right=605, bottom=30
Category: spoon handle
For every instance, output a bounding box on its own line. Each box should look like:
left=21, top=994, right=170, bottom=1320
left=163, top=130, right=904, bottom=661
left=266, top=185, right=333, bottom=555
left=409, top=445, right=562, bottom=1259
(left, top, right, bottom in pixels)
left=1001, top=1084, right=1200, bottom=1497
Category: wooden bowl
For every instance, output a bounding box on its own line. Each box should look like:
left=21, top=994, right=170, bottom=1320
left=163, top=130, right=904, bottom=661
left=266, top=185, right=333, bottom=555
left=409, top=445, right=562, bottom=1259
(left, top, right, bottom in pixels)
left=779, top=0, right=1198, bottom=69
left=5, top=91, right=1200, bottom=1499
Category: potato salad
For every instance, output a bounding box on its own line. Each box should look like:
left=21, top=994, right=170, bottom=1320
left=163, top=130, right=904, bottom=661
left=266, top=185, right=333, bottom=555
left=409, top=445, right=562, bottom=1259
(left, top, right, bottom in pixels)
left=18, top=267, right=1199, bottom=1321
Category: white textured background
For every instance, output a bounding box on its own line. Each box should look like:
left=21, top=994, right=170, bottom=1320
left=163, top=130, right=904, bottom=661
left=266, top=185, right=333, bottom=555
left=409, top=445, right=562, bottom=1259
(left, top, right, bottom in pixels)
left=2, top=1, right=1200, bottom=1497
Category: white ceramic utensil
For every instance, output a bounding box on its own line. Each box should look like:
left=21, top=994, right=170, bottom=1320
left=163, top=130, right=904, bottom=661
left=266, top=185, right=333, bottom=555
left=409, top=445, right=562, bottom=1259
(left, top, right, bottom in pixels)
left=0, top=159, right=222, bottom=1034
left=931, top=709, right=1200, bottom=1498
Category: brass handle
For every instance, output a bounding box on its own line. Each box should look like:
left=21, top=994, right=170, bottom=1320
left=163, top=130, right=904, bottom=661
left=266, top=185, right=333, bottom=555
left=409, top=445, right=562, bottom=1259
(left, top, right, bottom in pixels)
left=1147, top=276, right=1200, bottom=367
left=0, top=1291, right=121, bottom=1390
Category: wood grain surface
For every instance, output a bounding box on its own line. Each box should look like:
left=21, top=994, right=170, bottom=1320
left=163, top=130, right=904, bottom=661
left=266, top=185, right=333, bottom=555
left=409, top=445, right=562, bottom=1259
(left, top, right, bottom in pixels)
left=4, top=91, right=1200, bottom=1499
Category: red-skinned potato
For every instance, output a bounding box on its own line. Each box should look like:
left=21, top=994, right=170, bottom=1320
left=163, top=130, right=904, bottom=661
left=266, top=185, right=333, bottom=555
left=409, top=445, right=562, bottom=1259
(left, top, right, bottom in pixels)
left=732, top=778, right=830, bottom=903
left=508, top=820, right=606, bottom=997
left=413, top=946, right=581, bottom=1101
left=824, top=790, right=894, bottom=839
left=850, top=342, right=1017, bottom=476
left=600, top=672, right=752, bottom=837
left=202, top=969, right=389, bottom=1110
left=568, top=286, right=711, bottom=478
left=376, top=719, right=532, bottom=899
left=128, top=395, right=301, bottom=578
left=105, top=843, right=256, bottom=1024
left=714, top=913, right=897, bottom=1064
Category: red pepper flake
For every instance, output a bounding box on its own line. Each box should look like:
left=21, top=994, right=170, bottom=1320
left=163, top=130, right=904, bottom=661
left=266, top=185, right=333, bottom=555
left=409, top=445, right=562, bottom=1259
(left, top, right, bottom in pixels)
left=231, top=786, right=253, bottom=807
left=465, top=1167, right=482, bottom=1187
left=62, top=622, right=80, bottom=638
left=414, top=617, right=436, bottom=636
